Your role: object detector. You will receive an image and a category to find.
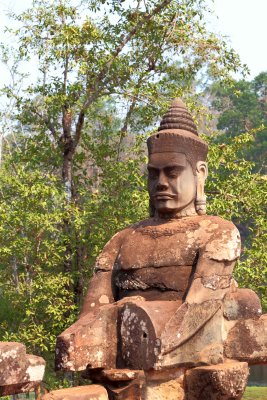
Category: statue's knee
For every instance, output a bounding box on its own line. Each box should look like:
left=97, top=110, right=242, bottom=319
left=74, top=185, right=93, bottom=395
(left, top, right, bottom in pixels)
left=223, top=288, right=262, bottom=320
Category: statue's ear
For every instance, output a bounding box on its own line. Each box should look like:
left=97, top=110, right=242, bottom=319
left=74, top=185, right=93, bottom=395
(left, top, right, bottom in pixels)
left=196, top=161, right=208, bottom=181
left=195, top=161, right=208, bottom=215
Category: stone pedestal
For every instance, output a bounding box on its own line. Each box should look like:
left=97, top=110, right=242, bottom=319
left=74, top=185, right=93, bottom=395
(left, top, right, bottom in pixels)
left=144, top=368, right=185, bottom=400
left=185, top=362, right=249, bottom=400
left=42, top=385, right=108, bottom=399
left=86, top=369, right=146, bottom=400
left=86, top=363, right=249, bottom=400
left=87, top=368, right=186, bottom=400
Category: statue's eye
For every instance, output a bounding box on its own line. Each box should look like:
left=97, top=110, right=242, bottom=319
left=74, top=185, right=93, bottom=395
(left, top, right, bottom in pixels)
left=168, top=172, right=179, bottom=178
left=165, top=167, right=181, bottom=178
left=148, top=168, right=158, bottom=179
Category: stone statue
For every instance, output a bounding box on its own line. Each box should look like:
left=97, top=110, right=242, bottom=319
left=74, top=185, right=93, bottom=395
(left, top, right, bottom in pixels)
left=55, top=99, right=267, bottom=400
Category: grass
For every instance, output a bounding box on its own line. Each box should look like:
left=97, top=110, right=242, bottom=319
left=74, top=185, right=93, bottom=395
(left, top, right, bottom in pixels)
left=243, top=386, right=267, bottom=399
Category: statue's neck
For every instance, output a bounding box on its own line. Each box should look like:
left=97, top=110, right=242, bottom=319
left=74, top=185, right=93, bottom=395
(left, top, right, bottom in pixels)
left=155, top=204, right=197, bottom=220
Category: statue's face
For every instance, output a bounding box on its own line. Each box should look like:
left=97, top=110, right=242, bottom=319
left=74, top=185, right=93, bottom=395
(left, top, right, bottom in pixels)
left=147, top=152, right=196, bottom=215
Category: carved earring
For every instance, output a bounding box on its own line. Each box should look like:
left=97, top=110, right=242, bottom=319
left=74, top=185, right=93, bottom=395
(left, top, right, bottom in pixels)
left=195, top=177, right=206, bottom=215
left=195, top=161, right=207, bottom=215
left=195, top=195, right=206, bottom=215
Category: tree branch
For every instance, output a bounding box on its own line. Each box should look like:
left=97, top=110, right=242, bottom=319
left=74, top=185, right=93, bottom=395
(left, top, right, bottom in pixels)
left=27, top=105, right=57, bottom=141
left=74, top=110, right=85, bottom=149
left=72, top=0, right=172, bottom=150
left=117, top=96, right=137, bottom=161
left=83, top=0, right=172, bottom=110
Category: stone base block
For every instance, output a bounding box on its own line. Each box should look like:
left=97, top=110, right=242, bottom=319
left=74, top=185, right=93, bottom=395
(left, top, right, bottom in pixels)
left=102, top=369, right=145, bottom=400
left=0, top=381, right=41, bottom=397
left=0, top=342, right=45, bottom=396
left=56, top=305, right=118, bottom=371
left=0, top=342, right=27, bottom=385
left=89, top=367, right=186, bottom=400
left=42, top=385, right=108, bottom=400
left=223, top=289, right=262, bottom=320
left=143, top=368, right=185, bottom=400
left=185, top=361, right=249, bottom=400
left=224, top=315, right=267, bottom=364
left=87, top=368, right=144, bottom=383
left=106, top=380, right=144, bottom=400
left=144, top=378, right=185, bottom=400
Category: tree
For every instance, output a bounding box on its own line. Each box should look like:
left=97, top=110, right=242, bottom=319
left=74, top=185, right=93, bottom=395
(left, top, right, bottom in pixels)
left=0, top=0, right=244, bottom=294
left=0, top=161, right=77, bottom=353
left=205, top=72, right=267, bottom=311
left=206, top=130, right=267, bottom=311
left=210, top=71, right=267, bottom=173
left=0, top=104, right=148, bottom=356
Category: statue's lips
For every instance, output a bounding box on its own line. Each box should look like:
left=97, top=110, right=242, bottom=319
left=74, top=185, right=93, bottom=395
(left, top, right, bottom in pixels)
left=154, top=193, right=175, bottom=200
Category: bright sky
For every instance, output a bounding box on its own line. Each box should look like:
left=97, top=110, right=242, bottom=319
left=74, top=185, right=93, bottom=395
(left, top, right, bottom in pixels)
left=0, top=0, right=266, bottom=86
left=212, top=0, right=267, bottom=78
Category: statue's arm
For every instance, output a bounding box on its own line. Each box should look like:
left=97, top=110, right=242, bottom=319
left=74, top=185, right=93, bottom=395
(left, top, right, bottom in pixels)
left=80, top=230, right=127, bottom=318
left=185, top=257, right=236, bottom=304
left=185, top=221, right=241, bottom=304
left=80, top=270, right=114, bottom=317
left=160, top=221, right=241, bottom=354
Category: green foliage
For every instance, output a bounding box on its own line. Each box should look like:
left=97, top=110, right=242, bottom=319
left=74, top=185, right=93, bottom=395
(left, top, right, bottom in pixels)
left=207, top=72, right=267, bottom=310
left=0, top=272, right=76, bottom=352
left=211, top=71, right=267, bottom=172
left=1, top=0, right=244, bottom=138
left=0, top=119, right=149, bottom=351
left=206, top=130, right=267, bottom=310
left=0, top=164, right=77, bottom=353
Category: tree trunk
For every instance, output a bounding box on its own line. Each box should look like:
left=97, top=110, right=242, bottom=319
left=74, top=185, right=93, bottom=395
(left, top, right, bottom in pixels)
left=62, top=145, right=74, bottom=273
left=61, top=106, right=86, bottom=300
left=61, top=141, right=85, bottom=306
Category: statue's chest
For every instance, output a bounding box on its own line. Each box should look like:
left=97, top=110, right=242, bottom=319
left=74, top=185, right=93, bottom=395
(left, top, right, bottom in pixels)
left=117, top=227, right=199, bottom=270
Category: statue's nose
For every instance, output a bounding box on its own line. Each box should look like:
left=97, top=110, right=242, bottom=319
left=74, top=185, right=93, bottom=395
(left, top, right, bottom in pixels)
left=156, top=171, right=168, bottom=190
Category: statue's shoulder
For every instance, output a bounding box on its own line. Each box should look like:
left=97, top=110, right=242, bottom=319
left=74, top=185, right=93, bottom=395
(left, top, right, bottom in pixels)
left=95, top=225, right=134, bottom=271
left=95, top=220, right=153, bottom=272
left=196, top=215, right=241, bottom=261
left=196, top=214, right=239, bottom=231
left=102, top=224, right=135, bottom=247
left=131, top=218, right=155, bottom=229
left=101, top=218, right=152, bottom=248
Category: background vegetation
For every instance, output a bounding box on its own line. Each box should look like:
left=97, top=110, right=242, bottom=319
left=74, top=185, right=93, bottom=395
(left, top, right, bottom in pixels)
left=0, top=0, right=266, bottom=389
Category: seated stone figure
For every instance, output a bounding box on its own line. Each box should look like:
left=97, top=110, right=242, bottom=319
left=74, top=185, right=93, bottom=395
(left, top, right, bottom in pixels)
left=56, top=99, right=266, bottom=400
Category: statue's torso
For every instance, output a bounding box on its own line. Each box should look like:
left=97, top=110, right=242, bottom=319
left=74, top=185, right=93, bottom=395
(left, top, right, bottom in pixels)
left=114, top=218, right=197, bottom=301
left=96, top=215, right=241, bottom=302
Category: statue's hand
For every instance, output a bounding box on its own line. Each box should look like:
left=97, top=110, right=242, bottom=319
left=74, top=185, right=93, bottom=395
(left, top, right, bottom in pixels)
left=160, top=300, right=222, bottom=355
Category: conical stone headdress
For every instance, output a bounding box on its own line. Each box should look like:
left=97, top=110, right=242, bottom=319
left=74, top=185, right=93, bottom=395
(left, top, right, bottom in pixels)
left=147, top=99, right=208, bottom=173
